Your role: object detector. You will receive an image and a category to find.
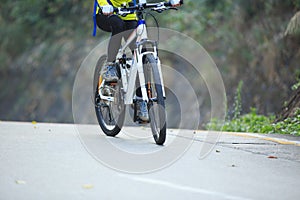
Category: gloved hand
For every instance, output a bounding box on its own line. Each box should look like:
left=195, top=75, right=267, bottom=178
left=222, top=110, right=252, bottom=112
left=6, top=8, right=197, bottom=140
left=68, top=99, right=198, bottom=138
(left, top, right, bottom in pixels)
left=102, top=5, right=114, bottom=15
left=170, top=0, right=182, bottom=7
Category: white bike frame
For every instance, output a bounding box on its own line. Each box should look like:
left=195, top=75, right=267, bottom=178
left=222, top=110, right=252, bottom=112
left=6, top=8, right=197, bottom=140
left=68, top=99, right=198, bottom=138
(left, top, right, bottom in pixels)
left=115, top=19, right=165, bottom=105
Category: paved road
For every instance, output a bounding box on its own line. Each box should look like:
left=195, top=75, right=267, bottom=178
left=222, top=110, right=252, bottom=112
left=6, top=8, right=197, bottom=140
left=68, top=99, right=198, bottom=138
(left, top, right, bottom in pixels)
left=0, top=121, right=299, bottom=200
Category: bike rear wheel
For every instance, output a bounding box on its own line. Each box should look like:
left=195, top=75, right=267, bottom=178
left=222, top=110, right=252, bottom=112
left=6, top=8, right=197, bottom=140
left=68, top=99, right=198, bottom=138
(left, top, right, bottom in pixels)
left=94, top=55, right=125, bottom=137
left=144, top=54, right=166, bottom=145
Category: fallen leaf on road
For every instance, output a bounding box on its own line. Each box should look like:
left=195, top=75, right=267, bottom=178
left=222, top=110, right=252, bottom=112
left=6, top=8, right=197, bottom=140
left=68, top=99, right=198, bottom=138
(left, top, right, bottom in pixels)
left=268, top=156, right=278, bottom=159
left=216, top=149, right=221, bottom=153
left=16, top=180, right=26, bottom=185
left=32, top=121, right=37, bottom=125
left=82, top=184, right=94, bottom=189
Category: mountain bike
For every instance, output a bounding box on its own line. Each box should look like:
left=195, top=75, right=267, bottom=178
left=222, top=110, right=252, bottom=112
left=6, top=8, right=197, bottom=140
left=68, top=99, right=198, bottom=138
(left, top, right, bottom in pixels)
left=94, top=1, right=182, bottom=145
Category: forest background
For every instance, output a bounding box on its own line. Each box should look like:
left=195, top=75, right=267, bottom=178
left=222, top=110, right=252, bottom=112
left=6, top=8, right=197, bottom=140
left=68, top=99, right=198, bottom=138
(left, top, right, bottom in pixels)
left=0, top=0, right=299, bottom=132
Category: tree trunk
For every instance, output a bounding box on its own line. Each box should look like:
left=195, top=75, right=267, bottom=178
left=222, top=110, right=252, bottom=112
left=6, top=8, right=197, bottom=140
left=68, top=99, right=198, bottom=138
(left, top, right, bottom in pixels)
left=275, top=87, right=300, bottom=122
left=275, top=11, right=300, bottom=122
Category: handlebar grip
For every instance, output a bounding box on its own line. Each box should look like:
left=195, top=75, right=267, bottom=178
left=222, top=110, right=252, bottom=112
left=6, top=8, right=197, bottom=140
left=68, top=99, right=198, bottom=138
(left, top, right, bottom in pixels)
left=164, top=0, right=184, bottom=7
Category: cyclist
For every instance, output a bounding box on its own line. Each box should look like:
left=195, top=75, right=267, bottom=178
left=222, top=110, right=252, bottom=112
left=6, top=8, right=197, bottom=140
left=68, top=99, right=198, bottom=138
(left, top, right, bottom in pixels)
left=95, top=0, right=181, bottom=121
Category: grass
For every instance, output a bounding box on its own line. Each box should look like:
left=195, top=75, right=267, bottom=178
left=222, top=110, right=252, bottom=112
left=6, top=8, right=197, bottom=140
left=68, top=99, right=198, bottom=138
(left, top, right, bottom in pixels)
left=206, top=80, right=300, bottom=136
left=207, top=108, right=300, bottom=136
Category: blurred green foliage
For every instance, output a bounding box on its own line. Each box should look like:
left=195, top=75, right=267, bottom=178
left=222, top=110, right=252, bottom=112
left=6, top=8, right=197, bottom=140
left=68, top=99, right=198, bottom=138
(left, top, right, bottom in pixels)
left=1, top=0, right=299, bottom=67
left=0, top=0, right=91, bottom=67
left=1, top=0, right=300, bottom=123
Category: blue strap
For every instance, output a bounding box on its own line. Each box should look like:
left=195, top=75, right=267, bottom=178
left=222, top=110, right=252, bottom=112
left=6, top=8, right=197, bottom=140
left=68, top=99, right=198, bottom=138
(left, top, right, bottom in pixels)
left=133, top=0, right=136, bottom=5
left=92, top=0, right=98, bottom=36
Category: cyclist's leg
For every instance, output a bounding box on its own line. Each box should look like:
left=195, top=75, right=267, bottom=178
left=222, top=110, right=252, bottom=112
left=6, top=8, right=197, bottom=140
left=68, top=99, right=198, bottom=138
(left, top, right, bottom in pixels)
left=107, top=15, right=126, bottom=62
left=96, top=14, right=125, bottom=62
left=96, top=14, right=125, bottom=81
left=135, top=75, right=149, bottom=122
left=123, top=20, right=149, bottom=121
left=123, top=20, right=138, bottom=51
left=122, top=20, right=141, bottom=96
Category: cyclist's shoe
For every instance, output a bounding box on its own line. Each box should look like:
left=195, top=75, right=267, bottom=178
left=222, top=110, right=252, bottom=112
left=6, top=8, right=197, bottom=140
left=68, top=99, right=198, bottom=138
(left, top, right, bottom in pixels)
left=102, top=62, right=118, bottom=82
left=138, top=101, right=149, bottom=122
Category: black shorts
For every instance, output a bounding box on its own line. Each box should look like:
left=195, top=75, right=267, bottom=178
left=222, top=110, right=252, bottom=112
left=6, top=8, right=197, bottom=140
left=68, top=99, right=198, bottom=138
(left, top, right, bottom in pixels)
left=96, top=14, right=137, bottom=35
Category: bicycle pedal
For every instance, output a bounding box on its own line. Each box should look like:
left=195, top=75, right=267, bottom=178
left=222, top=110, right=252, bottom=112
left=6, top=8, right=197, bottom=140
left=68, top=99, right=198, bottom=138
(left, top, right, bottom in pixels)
left=137, top=121, right=149, bottom=125
left=136, top=117, right=150, bottom=124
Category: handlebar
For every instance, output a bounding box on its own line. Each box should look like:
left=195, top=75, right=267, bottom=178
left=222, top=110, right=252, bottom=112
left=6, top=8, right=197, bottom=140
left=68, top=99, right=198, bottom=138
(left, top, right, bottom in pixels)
left=111, top=1, right=183, bottom=16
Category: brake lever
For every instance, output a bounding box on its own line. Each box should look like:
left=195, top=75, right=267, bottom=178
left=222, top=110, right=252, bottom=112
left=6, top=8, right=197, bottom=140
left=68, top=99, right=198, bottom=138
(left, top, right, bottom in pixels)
left=152, top=6, right=177, bottom=13
left=152, top=9, right=164, bottom=13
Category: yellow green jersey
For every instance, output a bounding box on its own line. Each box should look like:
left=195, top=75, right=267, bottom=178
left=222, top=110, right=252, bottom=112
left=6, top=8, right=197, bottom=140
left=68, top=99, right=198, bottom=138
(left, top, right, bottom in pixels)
left=96, top=0, right=137, bottom=21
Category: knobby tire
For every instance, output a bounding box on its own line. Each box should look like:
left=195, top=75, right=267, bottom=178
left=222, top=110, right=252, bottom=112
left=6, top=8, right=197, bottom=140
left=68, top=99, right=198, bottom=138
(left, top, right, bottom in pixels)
left=144, top=54, right=167, bottom=145
left=94, top=55, right=125, bottom=137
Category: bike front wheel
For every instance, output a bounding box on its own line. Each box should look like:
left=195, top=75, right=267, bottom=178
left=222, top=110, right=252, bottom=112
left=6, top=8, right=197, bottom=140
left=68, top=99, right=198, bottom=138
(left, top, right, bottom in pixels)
left=144, top=54, right=167, bottom=145
left=94, top=55, right=125, bottom=137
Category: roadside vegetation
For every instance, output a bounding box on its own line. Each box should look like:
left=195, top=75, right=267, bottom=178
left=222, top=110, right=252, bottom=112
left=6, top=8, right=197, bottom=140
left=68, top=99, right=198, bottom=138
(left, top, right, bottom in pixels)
left=1, top=0, right=300, bottom=134
left=207, top=80, right=300, bottom=136
left=207, top=108, right=300, bottom=136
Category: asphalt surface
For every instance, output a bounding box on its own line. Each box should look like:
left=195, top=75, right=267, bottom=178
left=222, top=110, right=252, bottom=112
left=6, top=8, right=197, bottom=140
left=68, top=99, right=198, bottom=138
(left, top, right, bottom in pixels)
left=0, top=121, right=299, bottom=200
